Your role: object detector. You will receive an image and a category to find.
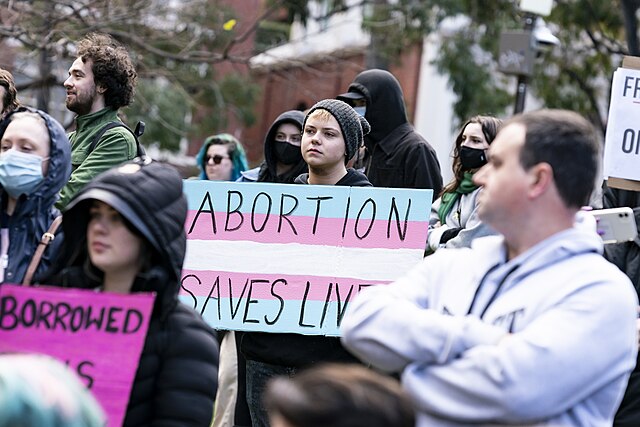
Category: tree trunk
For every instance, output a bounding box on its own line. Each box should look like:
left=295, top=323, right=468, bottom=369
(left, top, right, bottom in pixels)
left=621, top=0, right=640, bottom=56
left=365, top=0, right=389, bottom=70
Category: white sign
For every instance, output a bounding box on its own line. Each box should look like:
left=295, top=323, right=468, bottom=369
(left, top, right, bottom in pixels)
left=604, top=67, right=640, bottom=182
left=520, top=0, right=553, bottom=16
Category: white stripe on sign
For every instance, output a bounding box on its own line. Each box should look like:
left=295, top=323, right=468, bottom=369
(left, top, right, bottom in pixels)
left=183, top=239, right=424, bottom=282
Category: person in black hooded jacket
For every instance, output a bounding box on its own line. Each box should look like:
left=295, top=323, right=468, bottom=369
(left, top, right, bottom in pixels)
left=227, top=110, right=307, bottom=427
left=338, top=69, right=442, bottom=198
left=241, top=99, right=371, bottom=427
left=41, top=159, right=219, bottom=427
left=238, top=110, right=307, bottom=183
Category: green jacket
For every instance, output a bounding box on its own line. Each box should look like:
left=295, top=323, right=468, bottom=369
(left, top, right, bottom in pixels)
left=57, top=107, right=136, bottom=209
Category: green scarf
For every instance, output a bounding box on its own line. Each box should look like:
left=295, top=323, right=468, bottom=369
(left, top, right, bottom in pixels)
left=437, top=172, right=478, bottom=223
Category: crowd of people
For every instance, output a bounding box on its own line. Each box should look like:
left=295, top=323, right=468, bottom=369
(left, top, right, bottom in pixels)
left=0, top=30, right=639, bottom=427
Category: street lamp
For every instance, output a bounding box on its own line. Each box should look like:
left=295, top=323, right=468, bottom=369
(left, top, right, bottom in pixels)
left=498, top=0, right=560, bottom=114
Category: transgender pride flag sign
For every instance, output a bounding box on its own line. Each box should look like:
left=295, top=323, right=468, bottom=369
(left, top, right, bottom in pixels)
left=179, top=180, right=432, bottom=336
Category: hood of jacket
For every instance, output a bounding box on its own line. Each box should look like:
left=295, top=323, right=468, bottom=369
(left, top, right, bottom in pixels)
left=53, top=160, right=187, bottom=317
left=258, top=110, right=307, bottom=183
left=195, top=133, right=248, bottom=181
left=0, top=106, right=71, bottom=214
left=345, top=69, right=408, bottom=145
left=470, top=226, right=605, bottom=296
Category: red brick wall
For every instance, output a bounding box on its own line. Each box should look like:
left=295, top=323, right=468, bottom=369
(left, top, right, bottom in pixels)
left=242, top=43, right=423, bottom=167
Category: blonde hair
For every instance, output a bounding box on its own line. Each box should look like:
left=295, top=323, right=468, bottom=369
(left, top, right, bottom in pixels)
left=307, top=108, right=335, bottom=123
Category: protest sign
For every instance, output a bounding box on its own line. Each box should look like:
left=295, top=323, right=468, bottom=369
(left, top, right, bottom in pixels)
left=0, top=284, right=154, bottom=427
left=179, top=180, right=432, bottom=336
left=604, top=56, right=640, bottom=191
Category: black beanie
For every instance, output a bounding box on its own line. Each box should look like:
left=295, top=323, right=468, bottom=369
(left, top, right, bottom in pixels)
left=304, top=99, right=371, bottom=161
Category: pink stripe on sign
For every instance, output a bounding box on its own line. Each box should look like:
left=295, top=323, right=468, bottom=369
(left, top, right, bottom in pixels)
left=180, top=270, right=389, bottom=302
left=185, top=211, right=427, bottom=249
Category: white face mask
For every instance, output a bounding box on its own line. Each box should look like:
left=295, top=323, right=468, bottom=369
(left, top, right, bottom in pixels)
left=353, top=106, right=366, bottom=117
left=0, top=150, right=46, bottom=198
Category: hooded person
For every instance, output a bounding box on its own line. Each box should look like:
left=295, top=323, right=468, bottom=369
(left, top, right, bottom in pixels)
left=41, top=159, right=219, bottom=426
left=337, top=69, right=442, bottom=197
left=238, top=110, right=307, bottom=183
left=0, top=107, right=71, bottom=284
left=219, top=110, right=308, bottom=427
left=196, top=133, right=248, bottom=182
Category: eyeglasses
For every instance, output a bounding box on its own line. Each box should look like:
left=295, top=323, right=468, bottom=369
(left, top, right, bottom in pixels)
left=205, top=154, right=230, bottom=165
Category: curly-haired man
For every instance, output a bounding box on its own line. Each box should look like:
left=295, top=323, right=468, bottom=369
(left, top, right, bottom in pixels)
left=0, top=68, right=19, bottom=120
left=59, top=33, right=138, bottom=209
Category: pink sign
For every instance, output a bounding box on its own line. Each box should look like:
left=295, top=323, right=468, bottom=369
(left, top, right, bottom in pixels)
left=0, top=284, right=155, bottom=427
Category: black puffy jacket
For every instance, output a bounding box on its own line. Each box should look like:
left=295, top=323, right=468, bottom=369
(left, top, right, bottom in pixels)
left=44, top=160, right=219, bottom=426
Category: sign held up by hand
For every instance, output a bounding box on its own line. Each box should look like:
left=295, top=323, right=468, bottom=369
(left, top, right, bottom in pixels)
left=179, top=180, right=432, bottom=336
left=604, top=57, right=640, bottom=190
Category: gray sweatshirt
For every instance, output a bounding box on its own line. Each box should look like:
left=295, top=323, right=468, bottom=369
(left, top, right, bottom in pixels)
left=341, top=228, right=638, bottom=426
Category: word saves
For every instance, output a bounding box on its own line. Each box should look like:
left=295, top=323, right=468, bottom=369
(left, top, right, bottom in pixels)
left=181, top=274, right=374, bottom=331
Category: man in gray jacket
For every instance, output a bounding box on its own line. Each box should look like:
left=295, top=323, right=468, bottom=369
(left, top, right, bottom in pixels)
left=341, top=109, right=638, bottom=426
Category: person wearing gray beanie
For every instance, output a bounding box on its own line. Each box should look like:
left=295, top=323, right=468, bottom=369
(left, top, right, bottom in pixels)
left=295, top=99, right=372, bottom=186
left=303, top=99, right=371, bottom=163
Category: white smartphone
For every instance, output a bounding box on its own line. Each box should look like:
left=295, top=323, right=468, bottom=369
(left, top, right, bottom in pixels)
left=590, top=207, right=638, bottom=244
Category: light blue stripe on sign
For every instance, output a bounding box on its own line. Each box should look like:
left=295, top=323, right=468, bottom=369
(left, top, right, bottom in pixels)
left=179, top=294, right=355, bottom=336
left=183, top=180, right=433, bottom=221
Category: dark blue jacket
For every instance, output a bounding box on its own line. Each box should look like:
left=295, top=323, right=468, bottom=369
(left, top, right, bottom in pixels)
left=0, top=107, right=71, bottom=284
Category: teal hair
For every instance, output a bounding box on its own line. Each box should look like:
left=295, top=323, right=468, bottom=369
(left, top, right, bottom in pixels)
left=195, top=133, right=248, bottom=181
left=0, top=354, right=105, bottom=427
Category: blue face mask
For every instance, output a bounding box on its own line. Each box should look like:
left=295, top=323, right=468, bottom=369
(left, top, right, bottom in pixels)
left=0, top=150, right=46, bottom=198
left=353, top=106, right=366, bottom=117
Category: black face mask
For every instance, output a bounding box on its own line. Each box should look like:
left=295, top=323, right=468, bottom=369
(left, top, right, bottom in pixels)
left=459, top=146, right=488, bottom=170
left=274, top=142, right=301, bottom=165
left=460, top=145, right=487, bottom=170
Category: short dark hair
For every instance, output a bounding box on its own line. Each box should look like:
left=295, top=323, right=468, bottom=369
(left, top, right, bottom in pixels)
left=76, top=33, right=137, bottom=109
left=264, top=364, right=415, bottom=427
left=510, top=109, right=599, bottom=209
left=0, top=68, right=19, bottom=115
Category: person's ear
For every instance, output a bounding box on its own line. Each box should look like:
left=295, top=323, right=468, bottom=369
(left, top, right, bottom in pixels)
left=96, top=84, right=107, bottom=95
left=527, top=162, right=553, bottom=199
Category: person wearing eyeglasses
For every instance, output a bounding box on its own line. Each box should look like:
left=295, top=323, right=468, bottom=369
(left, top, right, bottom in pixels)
left=196, top=133, right=248, bottom=182
left=238, top=110, right=306, bottom=183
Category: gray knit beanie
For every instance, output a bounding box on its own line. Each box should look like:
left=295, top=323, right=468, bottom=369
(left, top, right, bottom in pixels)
left=303, top=99, right=371, bottom=161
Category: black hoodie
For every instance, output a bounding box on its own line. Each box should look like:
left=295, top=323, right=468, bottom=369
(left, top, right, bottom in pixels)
left=254, top=110, right=307, bottom=183
left=43, top=160, right=219, bottom=427
left=293, top=168, right=373, bottom=186
left=342, top=69, right=442, bottom=197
